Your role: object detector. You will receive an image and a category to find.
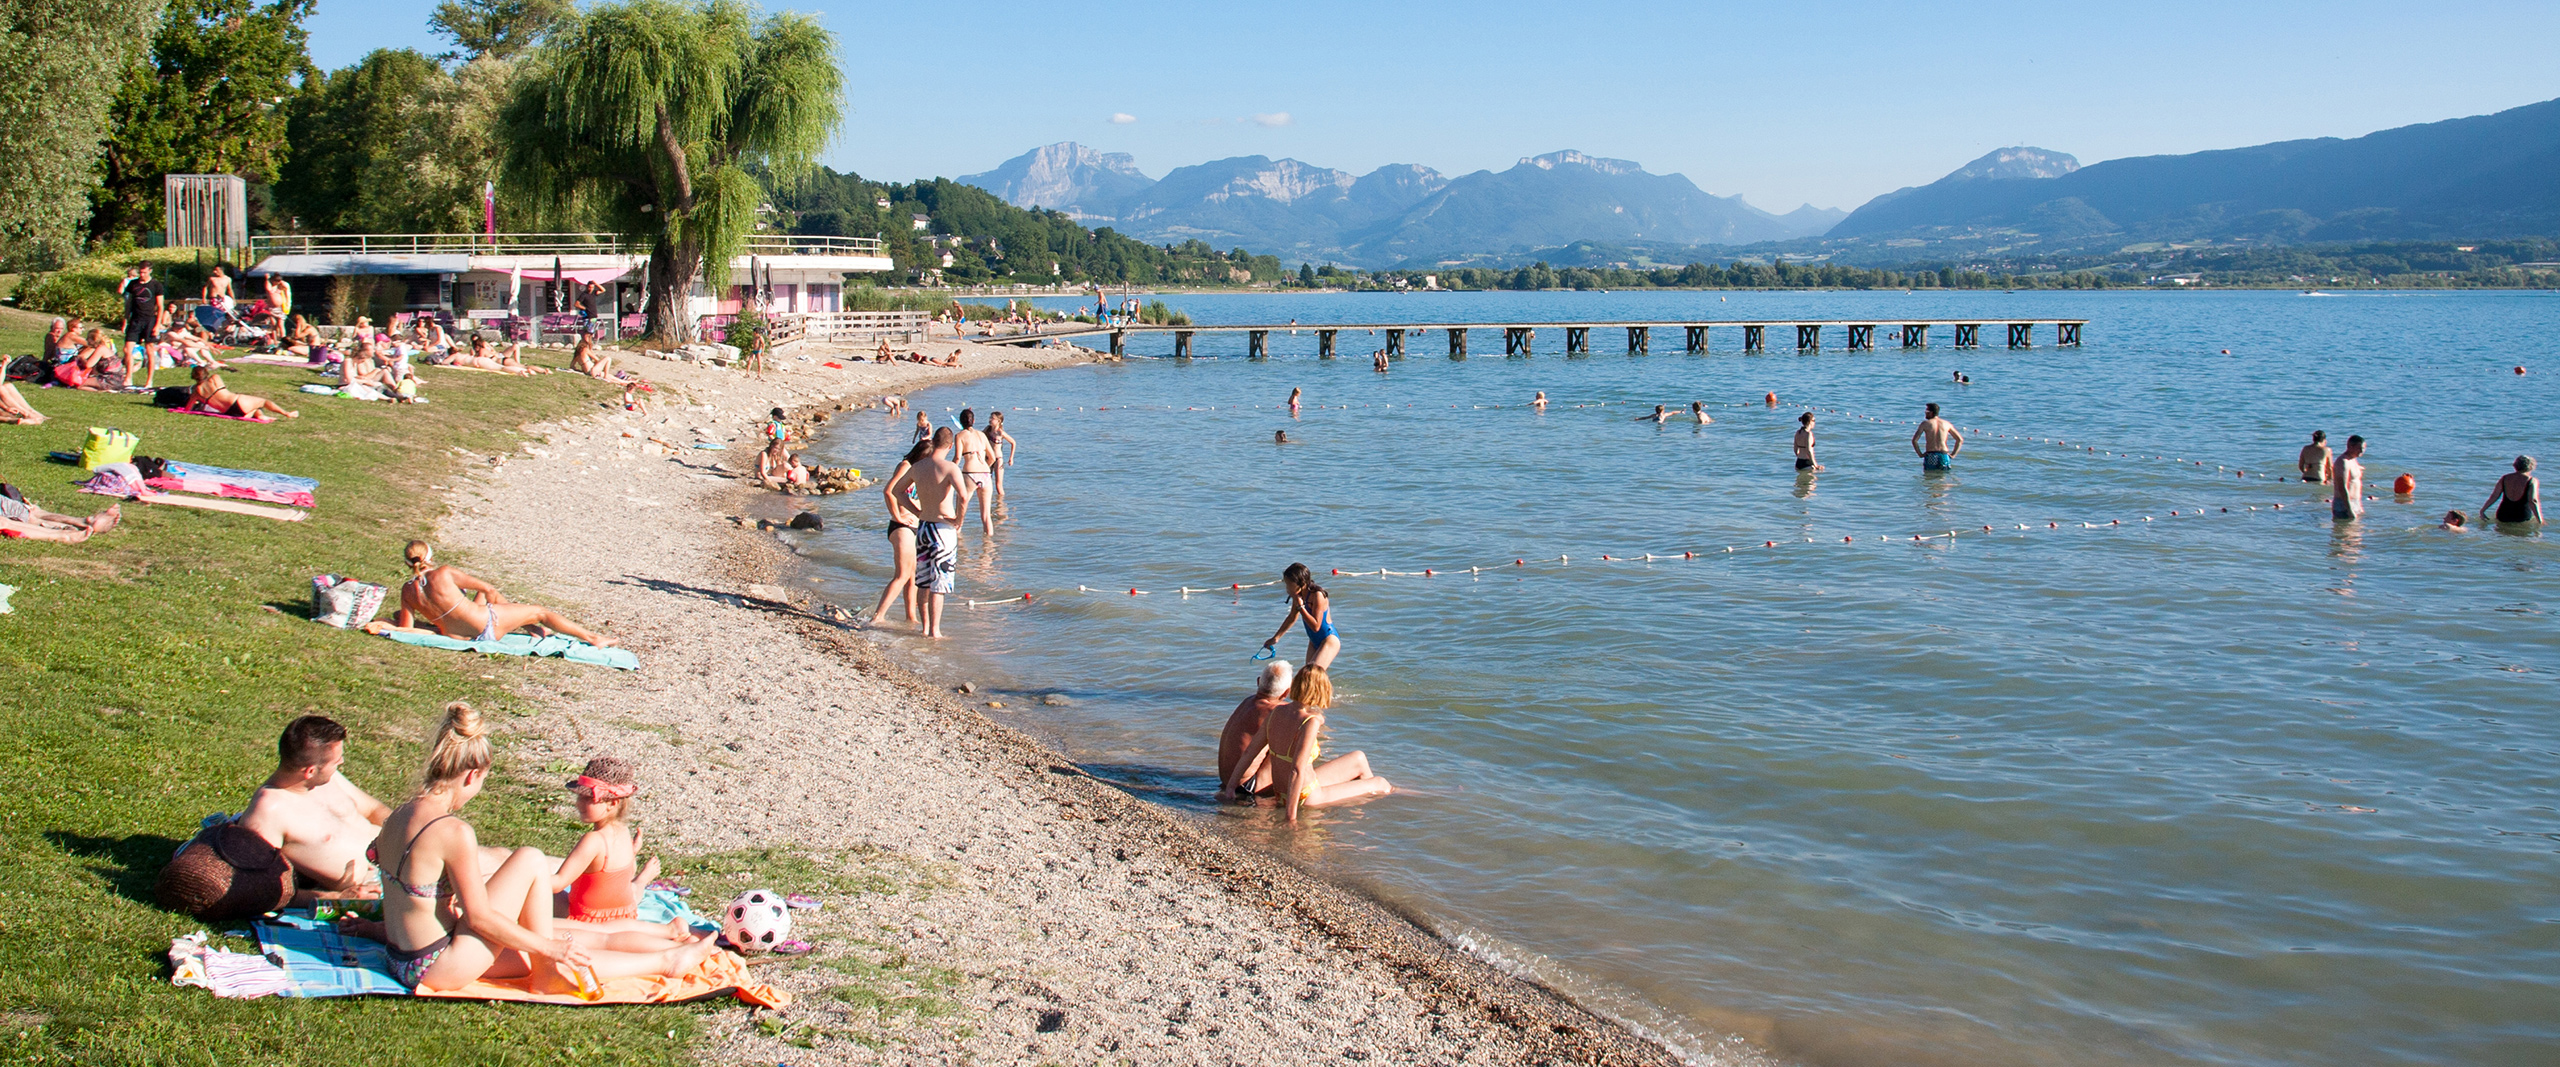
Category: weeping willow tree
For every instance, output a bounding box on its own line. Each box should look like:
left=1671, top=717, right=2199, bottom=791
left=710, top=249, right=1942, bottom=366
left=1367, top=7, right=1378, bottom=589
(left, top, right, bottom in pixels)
left=498, top=0, right=839, bottom=343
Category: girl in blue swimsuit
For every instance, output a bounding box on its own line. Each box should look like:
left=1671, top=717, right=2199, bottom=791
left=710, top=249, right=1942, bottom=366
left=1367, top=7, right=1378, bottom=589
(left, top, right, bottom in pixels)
left=1262, top=562, right=1342, bottom=670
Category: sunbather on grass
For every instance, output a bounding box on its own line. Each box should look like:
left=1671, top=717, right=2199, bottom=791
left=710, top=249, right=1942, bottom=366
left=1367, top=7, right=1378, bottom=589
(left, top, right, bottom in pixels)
left=362, top=540, right=617, bottom=647
left=190, top=365, right=298, bottom=419
left=446, top=336, right=546, bottom=376
left=0, top=498, right=117, bottom=542
left=0, top=382, right=44, bottom=425
left=569, top=337, right=616, bottom=380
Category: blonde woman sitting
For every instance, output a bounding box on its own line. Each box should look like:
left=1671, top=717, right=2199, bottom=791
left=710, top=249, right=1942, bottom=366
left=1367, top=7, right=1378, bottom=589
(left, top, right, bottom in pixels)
left=369, top=702, right=720, bottom=992
left=1236, top=665, right=1392, bottom=824
left=568, top=336, right=616, bottom=380
left=363, top=540, right=615, bottom=646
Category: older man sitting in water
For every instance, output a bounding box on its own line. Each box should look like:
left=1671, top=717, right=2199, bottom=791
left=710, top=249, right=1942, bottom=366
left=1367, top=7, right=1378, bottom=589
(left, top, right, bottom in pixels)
left=1217, top=661, right=1294, bottom=801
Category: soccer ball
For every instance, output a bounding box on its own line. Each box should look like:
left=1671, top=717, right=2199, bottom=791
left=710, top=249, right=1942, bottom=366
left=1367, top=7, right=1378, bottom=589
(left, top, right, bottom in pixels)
left=721, top=888, right=791, bottom=954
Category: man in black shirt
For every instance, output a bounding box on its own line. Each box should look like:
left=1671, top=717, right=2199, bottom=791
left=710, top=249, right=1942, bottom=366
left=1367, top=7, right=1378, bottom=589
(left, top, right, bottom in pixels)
left=119, top=264, right=166, bottom=343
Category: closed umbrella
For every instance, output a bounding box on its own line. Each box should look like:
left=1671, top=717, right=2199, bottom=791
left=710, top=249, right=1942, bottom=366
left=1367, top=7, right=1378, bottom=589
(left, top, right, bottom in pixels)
left=551, top=256, right=565, bottom=314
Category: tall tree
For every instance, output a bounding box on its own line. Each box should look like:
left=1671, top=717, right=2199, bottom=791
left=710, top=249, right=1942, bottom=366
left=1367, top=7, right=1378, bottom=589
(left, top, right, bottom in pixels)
left=0, top=0, right=166, bottom=267
left=89, top=0, right=314, bottom=242
left=276, top=49, right=442, bottom=233
left=427, top=0, right=570, bottom=62
left=499, top=0, right=840, bottom=343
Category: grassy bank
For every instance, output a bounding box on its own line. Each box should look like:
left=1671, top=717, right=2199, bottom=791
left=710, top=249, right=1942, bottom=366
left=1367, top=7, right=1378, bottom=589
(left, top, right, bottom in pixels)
left=0, top=308, right=699, bottom=1066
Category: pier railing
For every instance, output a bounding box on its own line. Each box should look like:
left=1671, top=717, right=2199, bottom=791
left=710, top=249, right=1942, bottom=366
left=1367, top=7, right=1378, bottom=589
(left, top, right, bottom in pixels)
left=765, top=310, right=935, bottom=346
left=247, top=232, right=887, bottom=259
left=1035, top=318, right=2088, bottom=357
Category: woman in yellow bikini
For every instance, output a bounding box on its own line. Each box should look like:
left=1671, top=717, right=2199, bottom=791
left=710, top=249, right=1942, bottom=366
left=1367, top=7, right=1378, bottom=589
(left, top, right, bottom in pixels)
left=1255, top=665, right=1393, bottom=824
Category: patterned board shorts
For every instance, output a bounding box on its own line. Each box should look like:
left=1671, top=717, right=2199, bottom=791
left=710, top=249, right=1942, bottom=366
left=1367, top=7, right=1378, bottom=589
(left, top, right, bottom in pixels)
left=914, top=521, right=957, bottom=594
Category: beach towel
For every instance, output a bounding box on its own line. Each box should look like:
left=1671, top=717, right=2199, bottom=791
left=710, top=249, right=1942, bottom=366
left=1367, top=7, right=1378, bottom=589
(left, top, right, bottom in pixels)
left=173, top=405, right=273, bottom=423
left=244, top=890, right=776, bottom=1006
left=143, top=475, right=315, bottom=508
left=164, top=462, right=319, bottom=495
left=378, top=629, right=640, bottom=670
left=77, top=473, right=309, bottom=522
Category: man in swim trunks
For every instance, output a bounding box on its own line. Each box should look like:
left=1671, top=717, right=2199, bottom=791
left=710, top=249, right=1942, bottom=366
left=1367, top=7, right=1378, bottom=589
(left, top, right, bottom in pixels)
left=1793, top=412, right=1822, bottom=472
left=954, top=408, right=997, bottom=535
left=886, top=427, right=974, bottom=638
left=1217, top=661, right=1294, bottom=801
left=2299, top=430, right=2332, bottom=484
left=236, top=716, right=394, bottom=897
left=1912, top=402, right=1962, bottom=471
left=2331, top=435, right=2366, bottom=521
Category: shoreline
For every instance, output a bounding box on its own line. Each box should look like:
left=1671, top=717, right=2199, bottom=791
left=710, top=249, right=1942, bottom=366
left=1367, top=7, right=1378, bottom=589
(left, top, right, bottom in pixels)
left=436, top=338, right=1757, bottom=1064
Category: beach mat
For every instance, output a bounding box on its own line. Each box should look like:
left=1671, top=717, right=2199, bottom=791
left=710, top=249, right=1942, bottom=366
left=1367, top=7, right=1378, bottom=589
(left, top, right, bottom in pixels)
left=251, top=891, right=778, bottom=1006
left=379, top=629, right=640, bottom=670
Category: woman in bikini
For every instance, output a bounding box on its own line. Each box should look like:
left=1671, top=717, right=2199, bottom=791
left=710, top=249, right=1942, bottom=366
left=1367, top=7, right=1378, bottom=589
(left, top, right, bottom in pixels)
left=363, top=541, right=616, bottom=646
left=1261, top=562, right=1341, bottom=670
left=282, top=315, right=323, bottom=361
left=1252, top=666, right=1392, bottom=824
left=449, top=335, right=544, bottom=376
left=986, top=410, right=1018, bottom=501
left=2482, top=456, right=2543, bottom=525
left=866, top=438, right=933, bottom=627
left=370, top=702, right=719, bottom=992
left=189, top=364, right=297, bottom=418
left=568, top=336, right=616, bottom=380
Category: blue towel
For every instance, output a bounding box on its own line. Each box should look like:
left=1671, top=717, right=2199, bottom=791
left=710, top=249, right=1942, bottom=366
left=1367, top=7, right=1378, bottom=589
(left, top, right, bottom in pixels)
left=163, top=461, right=320, bottom=494
left=253, top=889, right=708, bottom=998
left=378, top=629, right=640, bottom=670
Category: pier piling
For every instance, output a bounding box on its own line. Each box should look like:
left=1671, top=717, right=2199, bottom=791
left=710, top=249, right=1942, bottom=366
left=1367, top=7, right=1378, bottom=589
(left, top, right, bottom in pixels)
left=1318, top=330, right=1336, bottom=359
left=1627, top=326, right=1649, bottom=354
left=1846, top=324, right=1875, bottom=351
left=2057, top=322, right=2082, bottom=346
left=1173, top=330, right=1192, bottom=359
left=1448, top=327, right=1468, bottom=359
left=1684, top=325, right=1708, bottom=354
left=1248, top=330, right=1269, bottom=360
left=1505, top=327, right=1534, bottom=357
left=1744, top=325, right=1766, bottom=353
left=1903, top=324, right=1929, bottom=349
left=1566, top=326, right=1590, bottom=355
left=1954, top=324, right=1981, bottom=349
left=2007, top=323, right=2033, bottom=349
left=1385, top=329, right=1405, bottom=359
left=1796, top=324, right=1822, bottom=352
left=1109, top=330, right=1125, bottom=356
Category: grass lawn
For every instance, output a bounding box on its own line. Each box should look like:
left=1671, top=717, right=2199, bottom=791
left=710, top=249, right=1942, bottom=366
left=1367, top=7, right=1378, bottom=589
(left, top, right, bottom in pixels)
left=0, top=309, right=707, bottom=1066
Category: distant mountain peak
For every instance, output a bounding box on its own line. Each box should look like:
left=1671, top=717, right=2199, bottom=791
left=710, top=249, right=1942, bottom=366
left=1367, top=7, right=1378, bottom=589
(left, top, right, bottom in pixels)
left=1519, top=150, right=1645, bottom=176
left=960, top=143, right=1155, bottom=217
left=1944, top=147, right=2081, bottom=182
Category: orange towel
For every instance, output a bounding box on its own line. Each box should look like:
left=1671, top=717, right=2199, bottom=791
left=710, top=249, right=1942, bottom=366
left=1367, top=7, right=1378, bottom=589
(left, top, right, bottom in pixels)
left=415, top=949, right=787, bottom=1008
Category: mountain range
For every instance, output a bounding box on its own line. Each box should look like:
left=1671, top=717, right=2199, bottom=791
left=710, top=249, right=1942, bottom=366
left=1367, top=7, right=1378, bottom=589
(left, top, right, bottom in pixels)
left=1819, top=97, right=2560, bottom=260
left=960, top=146, right=1844, bottom=268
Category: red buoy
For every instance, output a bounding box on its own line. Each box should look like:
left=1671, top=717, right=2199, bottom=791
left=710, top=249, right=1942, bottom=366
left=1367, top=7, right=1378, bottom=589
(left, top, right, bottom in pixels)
left=2393, top=473, right=2415, bottom=494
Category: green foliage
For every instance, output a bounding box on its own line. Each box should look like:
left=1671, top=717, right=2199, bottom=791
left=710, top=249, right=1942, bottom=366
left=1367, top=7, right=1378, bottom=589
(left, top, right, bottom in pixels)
left=15, top=247, right=224, bottom=326
left=89, top=0, right=316, bottom=243
left=499, top=0, right=842, bottom=342
left=427, top=0, right=571, bottom=61
left=768, top=170, right=1284, bottom=287
left=0, top=0, right=164, bottom=270
left=0, top=312, right=694, bottom=1067
left=1137, top=300, right=1189, bottom=326
left=275, top=54, right=523, bottom=236
left=2134, top=238, right=2560, bottom=288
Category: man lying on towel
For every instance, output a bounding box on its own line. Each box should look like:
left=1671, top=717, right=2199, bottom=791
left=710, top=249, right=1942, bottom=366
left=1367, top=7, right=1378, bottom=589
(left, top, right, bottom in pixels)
left=0, top=493, right=118, bottom=542
left=360, top=540, right=616, bottom=647
left=236, top=715, right=515, bottom=901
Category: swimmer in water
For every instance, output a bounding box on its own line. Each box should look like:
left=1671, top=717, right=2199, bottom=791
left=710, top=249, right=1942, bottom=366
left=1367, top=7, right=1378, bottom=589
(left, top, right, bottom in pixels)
left=1532, top=391, right=1547, bottom=412
left=2298, top=430, right=2332, bottom=484
left=1637, top=404, right=1671, bottom=424
left=1793, top=412, right=1822, bottom=472
left=2331, top=435, right=2367, bottom=522
left=2441, top=510, right=2469, bottom=530
left=1690, top=401, right=1712, bottom=425
left=2481, top=455, right=2543, bottom=525
left=1952, top=370, right=1971, bottom=385
left=1274, top=430, right=1291, bottom=444
left=1287, top=387, right=1301, bottom=417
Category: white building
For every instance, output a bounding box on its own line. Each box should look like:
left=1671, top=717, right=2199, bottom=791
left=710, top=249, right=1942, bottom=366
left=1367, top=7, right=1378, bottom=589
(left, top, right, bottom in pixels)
left=243, top=232, right=894, bottom=334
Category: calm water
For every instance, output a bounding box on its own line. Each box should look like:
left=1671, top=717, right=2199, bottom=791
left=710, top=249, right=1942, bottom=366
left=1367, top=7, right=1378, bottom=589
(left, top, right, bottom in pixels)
left=792, top=290, right=2560, bottom=1067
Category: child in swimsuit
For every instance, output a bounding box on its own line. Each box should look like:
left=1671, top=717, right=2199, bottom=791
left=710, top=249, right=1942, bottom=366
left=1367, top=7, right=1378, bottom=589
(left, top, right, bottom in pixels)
left=550, top=757, right=662, bottom=926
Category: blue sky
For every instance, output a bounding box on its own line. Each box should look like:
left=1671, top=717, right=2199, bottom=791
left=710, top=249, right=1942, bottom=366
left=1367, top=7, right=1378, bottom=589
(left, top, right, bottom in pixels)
left=308, top=0, right=2560, bottom=212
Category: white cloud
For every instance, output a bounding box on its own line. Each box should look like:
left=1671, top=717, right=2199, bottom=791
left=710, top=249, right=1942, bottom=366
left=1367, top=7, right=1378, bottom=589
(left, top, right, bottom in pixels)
left=1249, top=112, right=1292, bottom=127
left=1109, top=112, right=1137, bottom=125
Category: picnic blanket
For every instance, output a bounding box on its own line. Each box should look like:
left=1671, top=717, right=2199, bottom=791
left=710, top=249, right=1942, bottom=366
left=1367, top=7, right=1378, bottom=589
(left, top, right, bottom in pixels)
left=242, top=890, right=778, bottom=1006
left=379, top=629, right=640, bottom=670
left=147, top=461, right=319, bottom=507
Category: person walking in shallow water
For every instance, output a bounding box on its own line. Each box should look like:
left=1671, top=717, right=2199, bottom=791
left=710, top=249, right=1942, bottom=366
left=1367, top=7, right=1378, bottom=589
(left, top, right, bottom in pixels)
left=1912, top=403, right=1962, bottom=471
left=1262, top=563, right=1341, bottom=671
left=2482, top=456, right=2542, bottom=525
left=1793, top=412, right=1822, bottom=472
left=2331, top=435, right=2367, bottom=521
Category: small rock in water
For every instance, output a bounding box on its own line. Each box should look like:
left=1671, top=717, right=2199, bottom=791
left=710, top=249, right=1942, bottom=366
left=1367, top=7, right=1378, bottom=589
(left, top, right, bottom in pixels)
left=987, top=701, right=1005, bottom=709
left=1042, top=693, right=1071, bottom=707
left=955, top=682, right=976, bottom=695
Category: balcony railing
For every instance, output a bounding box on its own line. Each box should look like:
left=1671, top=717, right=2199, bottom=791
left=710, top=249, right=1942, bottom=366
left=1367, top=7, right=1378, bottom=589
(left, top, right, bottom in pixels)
left=248, top=232, right=887, bottom=258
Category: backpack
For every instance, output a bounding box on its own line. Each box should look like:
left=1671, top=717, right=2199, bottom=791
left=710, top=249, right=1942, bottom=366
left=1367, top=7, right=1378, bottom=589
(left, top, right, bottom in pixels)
left=3, top=355, right=43, bottom=382
left=152, top=386, right=192, bottom=409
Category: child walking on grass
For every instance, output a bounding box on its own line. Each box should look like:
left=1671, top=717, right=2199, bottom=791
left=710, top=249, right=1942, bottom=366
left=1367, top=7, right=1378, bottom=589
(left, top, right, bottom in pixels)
left=550, top=757, right=692, bottom=948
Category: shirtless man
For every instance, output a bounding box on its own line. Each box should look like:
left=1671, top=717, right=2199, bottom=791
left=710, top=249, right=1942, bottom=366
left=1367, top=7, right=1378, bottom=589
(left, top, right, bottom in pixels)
left=1793, top=412, right=1822, bottom=472
left=235, top=716, right=392, bottom=897
left=1217, top=661, right=1294, bottom=801
left=954, top=408, right=997, bottom=534
left=884, top=427, right=974, bottom=638
left=2298, top=430, right=2332, bottom=484
left=1690, top=401, right=1713, bottom=425
left=1912, top=403, right=1963, bottom=471
left=362, top=541, right=616, bottom=646
left=0, top=495, right=117, bottom=542
left=2331, top=435, right=2366, bottom=522
left=202, top=267, right=235, bottom=314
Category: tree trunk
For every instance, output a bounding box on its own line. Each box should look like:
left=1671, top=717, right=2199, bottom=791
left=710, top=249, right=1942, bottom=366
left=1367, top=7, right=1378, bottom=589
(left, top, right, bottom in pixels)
left=645, top=235, right=702, bottom=345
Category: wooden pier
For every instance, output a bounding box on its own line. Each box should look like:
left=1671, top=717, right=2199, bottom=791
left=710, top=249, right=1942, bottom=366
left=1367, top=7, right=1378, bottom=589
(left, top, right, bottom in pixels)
left=1024, top=319, right=2087, bottom=358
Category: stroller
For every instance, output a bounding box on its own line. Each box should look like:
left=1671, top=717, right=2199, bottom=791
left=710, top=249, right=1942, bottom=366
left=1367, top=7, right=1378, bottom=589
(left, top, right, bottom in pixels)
left=192, top=303, right=268, bottom=348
